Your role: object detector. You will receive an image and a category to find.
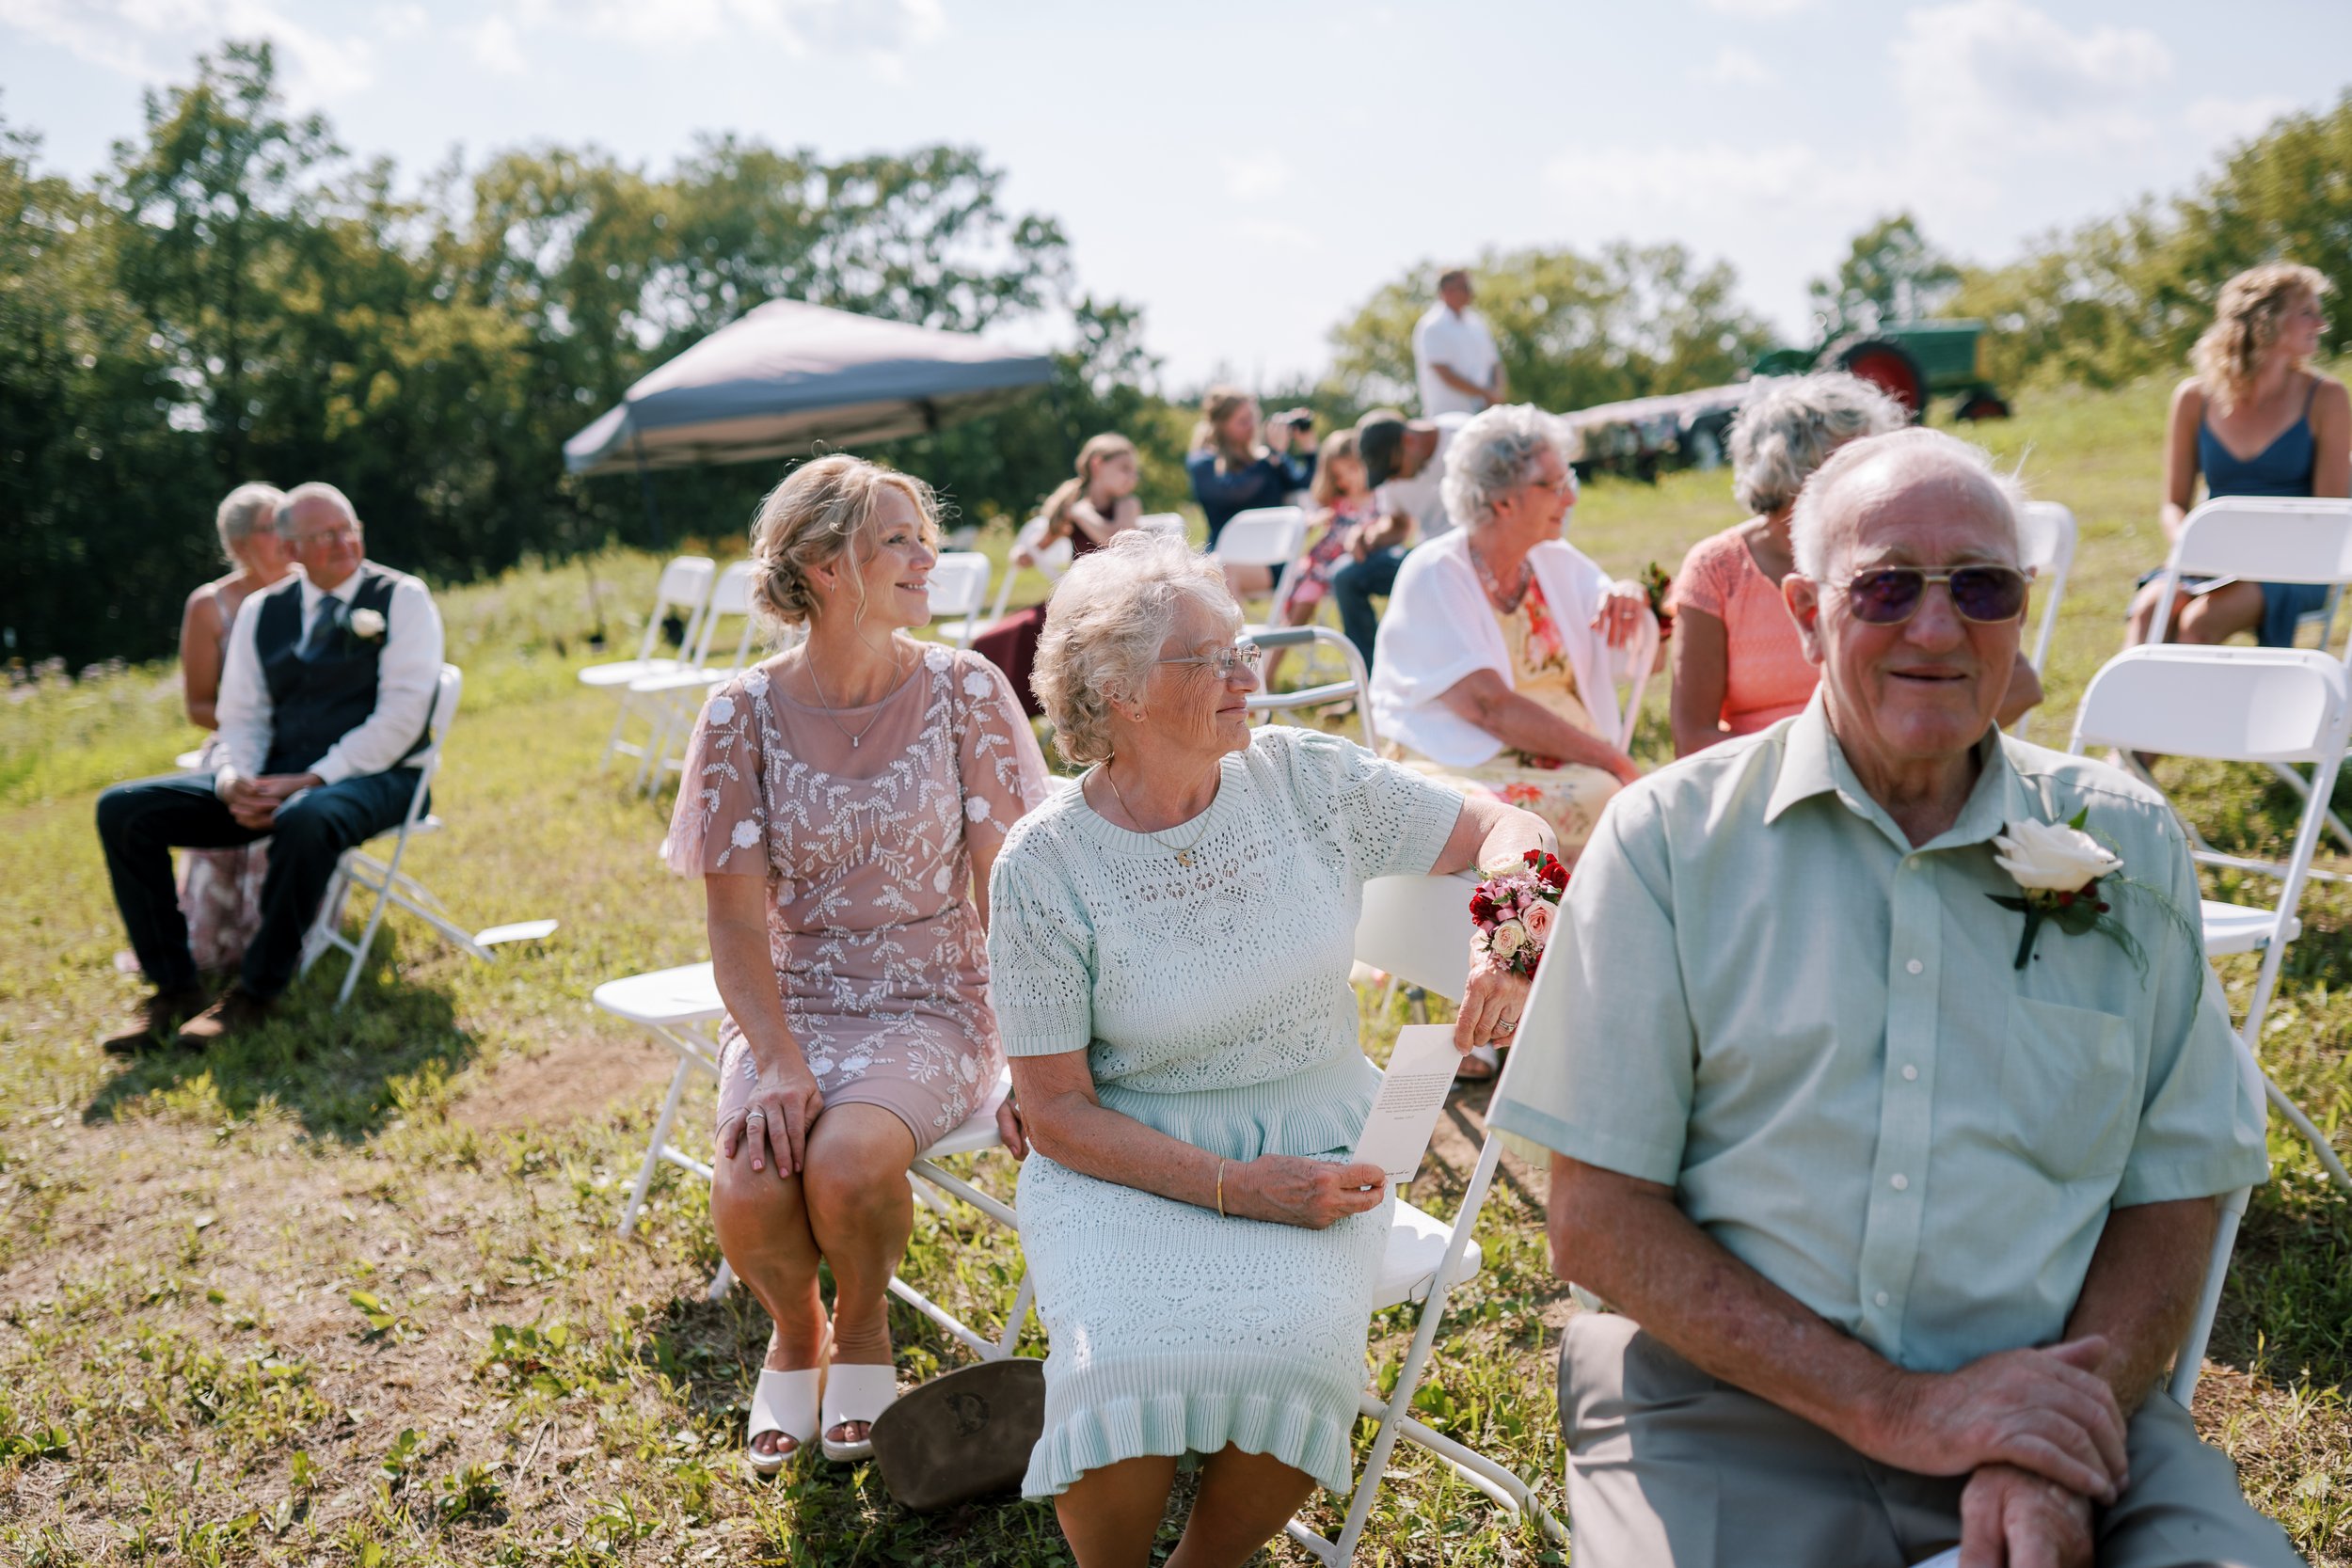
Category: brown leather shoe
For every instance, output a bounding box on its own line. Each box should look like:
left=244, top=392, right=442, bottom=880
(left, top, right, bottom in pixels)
left=174, top=987, right=275, bottom=1049
left=101, top=988, right=210, bottom=1056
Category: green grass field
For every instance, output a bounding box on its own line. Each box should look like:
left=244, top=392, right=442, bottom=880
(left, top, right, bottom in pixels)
left=2, top=376, right=2347, bottom=1565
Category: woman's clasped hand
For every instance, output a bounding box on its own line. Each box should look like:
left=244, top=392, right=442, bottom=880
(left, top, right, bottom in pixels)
left=1226, top=1155, right=1389, bottom=1228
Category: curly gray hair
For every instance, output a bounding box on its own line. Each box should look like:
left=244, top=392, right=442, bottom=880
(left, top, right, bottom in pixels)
left=1032, top=531, right=1240, bottom=768
left=215, top=482, right=286, bottom=561
left=1439, top=404, right=1578, bottom=532
left=1788, top=427, right=2024, bottom=582
left=1729, top=372, right=1908, bottom=517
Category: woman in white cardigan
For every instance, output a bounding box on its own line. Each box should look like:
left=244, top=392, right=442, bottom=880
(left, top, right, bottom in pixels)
left=1371, top=404, right=1647, bottom=862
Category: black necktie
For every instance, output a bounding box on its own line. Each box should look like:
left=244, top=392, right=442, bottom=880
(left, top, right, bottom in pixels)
left=299, top=597, right=343, bottom=661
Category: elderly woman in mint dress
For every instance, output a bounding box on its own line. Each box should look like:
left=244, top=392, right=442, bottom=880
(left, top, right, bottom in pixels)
left=987, top=531, right=1548, bottom=1568
left=663, top=454, right=1051, bottom=1473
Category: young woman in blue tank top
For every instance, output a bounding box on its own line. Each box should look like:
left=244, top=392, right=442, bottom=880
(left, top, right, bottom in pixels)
left=2126, top=263, right=2349, bottom=649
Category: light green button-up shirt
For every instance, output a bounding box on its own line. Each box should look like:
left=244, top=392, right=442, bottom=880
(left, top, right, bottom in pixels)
left=1492, top=693, right=2268, bottom=1374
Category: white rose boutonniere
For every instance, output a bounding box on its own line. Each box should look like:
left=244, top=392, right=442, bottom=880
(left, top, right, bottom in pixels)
left=1986, top=808, right=2189, bottom=978
left=349, top=608, right=388, bottom=641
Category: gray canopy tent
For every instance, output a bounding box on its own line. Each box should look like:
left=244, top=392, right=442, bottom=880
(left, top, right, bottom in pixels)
left=564, top=298, right=1056, bottom=485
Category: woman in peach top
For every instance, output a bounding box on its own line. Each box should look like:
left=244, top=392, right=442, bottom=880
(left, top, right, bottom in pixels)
left=1668, top=373, right=2042, bottom=756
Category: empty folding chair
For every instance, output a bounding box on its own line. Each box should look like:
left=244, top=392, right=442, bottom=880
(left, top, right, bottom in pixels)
left=302, top=665, right=555, bottom=1007
left=585, top=556, right=716, bottom=766
left=595, top=959, right=1035, bottom=1348
left=628, top=561, right=760, bottom=796
left=1214, top=506, right=1309, bottom=628
left=1248, top=626, right=1380, bottom=752
left=925, top=550, right=994, bottom=650
left=1283, top=872, right=1568, bottom=1564
left=2016, top=499, right=2076, bottom=676
left=2068, top=644, right=2352, bottom=1197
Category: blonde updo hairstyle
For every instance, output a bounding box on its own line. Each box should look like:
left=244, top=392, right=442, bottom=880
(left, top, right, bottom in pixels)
left=215, top=482, right=287, bottom=564
left=747, top=453, right=941, bottom=635
left=1031, top=530, right=1240, bottom=768
left=2192, top=262, right=2330, bottom=415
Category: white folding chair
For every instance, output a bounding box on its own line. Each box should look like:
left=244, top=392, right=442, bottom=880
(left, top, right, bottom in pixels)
left=2016, top=499, right=2076, bottom=677
left=925, top=551, right=994, bottom=650
left=1285, top=873, right=1568, bottom=1564
left=1248, top=627, right=1380, bottom=752
left=628, top=561, right=759, bottom=796
left=2068, top=644, right=2352, bottom=1197
left=1607, top=609, right=1662, bottom=752
left=302, top=665, right=555, bottom=1007
left=594, top=961, right=1035, bottom=1354
left=586, top=556, right=716, bottom=766
left=1214, top=506, right=1309, bottom=628
left=970, top=516, right=1072, bottom=632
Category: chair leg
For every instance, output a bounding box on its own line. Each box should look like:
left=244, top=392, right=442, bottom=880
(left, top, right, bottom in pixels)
left=622, top=1057, right=695, bottom=1237
left=2265, top=1073, right=2352, bottom=1199
left=707, top=1259, right=735, bottom=1302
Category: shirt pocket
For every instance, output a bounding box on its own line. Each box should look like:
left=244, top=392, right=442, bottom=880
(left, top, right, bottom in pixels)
left=1998, top=996, right=2137, bottom=1182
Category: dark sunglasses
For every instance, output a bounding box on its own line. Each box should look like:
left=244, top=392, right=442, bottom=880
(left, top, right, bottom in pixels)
left=1835, top=564, right=2030, bottom=626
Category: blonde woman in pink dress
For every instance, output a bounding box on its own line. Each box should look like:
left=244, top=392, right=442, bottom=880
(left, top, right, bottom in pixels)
left=179, top=483, right=295, bottom=970
left=663, top=454, right=1053, bottom=1473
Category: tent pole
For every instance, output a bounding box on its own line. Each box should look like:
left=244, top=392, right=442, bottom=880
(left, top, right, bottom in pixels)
left=631, top=427, right=663, bottom=551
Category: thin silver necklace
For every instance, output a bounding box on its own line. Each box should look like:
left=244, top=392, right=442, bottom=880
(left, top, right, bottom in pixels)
left=1099, top=761, right=1215, bottom=869
left=1469, top=539, right=1534, bottom=612
left=803, top=641, right=908, bottom=749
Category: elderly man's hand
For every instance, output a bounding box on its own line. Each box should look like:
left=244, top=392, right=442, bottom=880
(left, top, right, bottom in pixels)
left=1959, top=1464, right=2094, bottom=1568
left=1867, top=1336, right=2128, bottom=1503
left=1590, top=581, right=1649, bottom=649
left=1454, top=950, right=1532, bottom=1052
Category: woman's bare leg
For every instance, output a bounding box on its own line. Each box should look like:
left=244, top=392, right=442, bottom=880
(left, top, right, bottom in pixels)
left=800, top=1102, right=918, bottom=1447
left=1057, top=1454, right=1182, bottom=1568
left=1166, top=1446, right=1320, bottom=1568
left=710, top=1138, right=822, bottom=1460
left=2175, top=580, right=2267, bottom=644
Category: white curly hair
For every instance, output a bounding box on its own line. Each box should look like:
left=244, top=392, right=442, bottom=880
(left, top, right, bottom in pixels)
left=1439, top=404, right=1578, bottom=532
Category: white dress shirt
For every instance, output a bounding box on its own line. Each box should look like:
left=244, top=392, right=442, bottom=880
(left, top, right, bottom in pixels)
left=1412, top=303, right=1502, bottom=418
left=214, top=563, right=444, bottom=796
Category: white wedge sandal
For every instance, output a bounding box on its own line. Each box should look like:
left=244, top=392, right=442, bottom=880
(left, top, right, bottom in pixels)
left=818, top=1362, right=900, bottom=1464
left=745, top=1329, right=830, bottom=1478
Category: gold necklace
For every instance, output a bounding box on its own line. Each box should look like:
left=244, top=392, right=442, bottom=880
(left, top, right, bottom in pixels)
left=1099, top=761, right=1216, bottom=869
left=803, top=641, right=908, bottom=750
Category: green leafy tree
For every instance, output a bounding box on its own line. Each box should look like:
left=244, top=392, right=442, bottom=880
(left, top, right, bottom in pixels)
left=1327, top=243, right=1772, bottom=415
left=1807, top=213, right=1962, bottom=341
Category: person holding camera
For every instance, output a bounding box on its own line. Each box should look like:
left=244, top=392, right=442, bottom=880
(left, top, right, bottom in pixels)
left=1184, top=386, right=1316, bottom=550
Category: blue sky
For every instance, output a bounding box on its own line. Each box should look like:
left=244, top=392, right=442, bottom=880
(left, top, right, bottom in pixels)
left=4, top=0, right=2348, bottom=393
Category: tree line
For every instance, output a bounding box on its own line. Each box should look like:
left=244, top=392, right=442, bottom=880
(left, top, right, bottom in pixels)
left=6, top=40, right=2345, bottom=673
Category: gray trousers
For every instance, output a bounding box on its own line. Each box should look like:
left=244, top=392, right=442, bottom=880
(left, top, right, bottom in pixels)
left=1559, top=1313, right=2306, bottom=1568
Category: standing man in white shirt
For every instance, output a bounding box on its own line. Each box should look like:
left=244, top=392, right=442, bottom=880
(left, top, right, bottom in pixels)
left=96, top=483, right=445, bottom=1050
left=1412, top=268, right=1505, bottom=417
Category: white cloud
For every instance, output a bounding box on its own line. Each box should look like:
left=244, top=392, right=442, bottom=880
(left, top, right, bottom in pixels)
left=0, top=0, right=377, bottom=97
left=2185, top=94, right=2297, bottom=148
left=463, top=16, right=525, bottom=74
left=504, top=0, right=942, bottom=72
left=1221, top=153, right=1292, bottom=204
left=1893, top=0, right=2171, bottom=160
left=1231, top=217, right=1312, bottom=251
left=1694, top=46, right=1771, bottom=87
left=1700, top=0, right=1818, bottom=17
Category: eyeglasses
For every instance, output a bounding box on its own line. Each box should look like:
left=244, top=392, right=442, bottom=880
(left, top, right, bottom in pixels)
left=1833, top=565, right=2031, bottom=626
left=1158, top=641, right=1264, bottom=680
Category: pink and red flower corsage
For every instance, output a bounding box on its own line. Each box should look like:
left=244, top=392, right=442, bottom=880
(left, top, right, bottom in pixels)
left=1470, top=849, right=1570, bottom=977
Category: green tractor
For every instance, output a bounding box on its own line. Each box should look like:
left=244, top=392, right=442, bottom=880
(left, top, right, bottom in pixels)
left=1753, top=320, right=2010, bottom=423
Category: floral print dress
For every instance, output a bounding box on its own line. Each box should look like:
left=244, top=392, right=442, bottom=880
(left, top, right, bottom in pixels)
left=1382, top=578, right=1623, bottom=853
left=662, top=641, right=1054, bottom=1148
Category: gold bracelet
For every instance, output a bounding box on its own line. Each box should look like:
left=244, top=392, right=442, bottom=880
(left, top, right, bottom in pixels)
left=1216, top=1159, right=1228, bottom=1219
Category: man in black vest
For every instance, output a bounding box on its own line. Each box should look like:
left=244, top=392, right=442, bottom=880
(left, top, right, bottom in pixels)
left=96, top=483, right=445, bottom=1050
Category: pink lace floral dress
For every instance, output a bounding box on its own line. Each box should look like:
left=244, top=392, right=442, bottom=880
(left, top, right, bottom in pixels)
left=661, top=641, right=1054, bottom=1148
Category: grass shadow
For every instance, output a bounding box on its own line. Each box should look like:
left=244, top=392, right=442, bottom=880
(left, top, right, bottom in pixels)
left=82, top=932, right=477, bottom=1143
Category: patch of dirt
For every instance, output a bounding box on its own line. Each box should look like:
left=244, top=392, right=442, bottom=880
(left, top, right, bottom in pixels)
left=449, top=1029, right=675, bottom=1134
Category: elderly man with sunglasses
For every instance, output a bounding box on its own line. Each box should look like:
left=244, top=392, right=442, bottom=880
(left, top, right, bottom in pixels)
left=1493, top=428, right=2298, bottom=1568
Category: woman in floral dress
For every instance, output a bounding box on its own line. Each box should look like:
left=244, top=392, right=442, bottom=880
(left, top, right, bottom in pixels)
left=1369, top=405, right=1649, bottom=856
left=663, top=454, right=1052, bottom=1471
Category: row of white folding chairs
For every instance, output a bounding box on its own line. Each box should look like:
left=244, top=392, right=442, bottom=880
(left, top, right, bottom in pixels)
left=595, top=862, right=1559, bottom=1564
left=586, top=556, right=718, bottom=769
left=2069, top=641, right=2352, bottom=1198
